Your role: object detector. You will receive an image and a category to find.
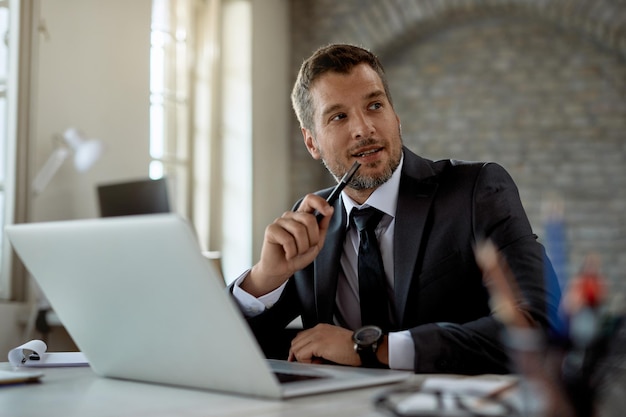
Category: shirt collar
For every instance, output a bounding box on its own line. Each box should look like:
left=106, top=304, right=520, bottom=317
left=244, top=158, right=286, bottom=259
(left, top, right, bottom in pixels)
left=341, top=153, right=404, bottom=224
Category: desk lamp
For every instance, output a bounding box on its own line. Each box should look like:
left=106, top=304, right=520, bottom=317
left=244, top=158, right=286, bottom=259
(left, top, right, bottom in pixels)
left=31, top=127, right=104, bottom=194
left=25, top=127, right=104, bottom=340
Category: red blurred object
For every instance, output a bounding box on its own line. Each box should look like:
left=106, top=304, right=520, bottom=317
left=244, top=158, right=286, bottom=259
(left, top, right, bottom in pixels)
left=564, top=254, right=606, bottom=314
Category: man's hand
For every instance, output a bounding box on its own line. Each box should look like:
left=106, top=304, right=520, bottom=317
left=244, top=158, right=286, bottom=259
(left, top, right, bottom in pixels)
left=241, top=194, right=334, bottom=297
left=288, top=324, right=361, bottom=366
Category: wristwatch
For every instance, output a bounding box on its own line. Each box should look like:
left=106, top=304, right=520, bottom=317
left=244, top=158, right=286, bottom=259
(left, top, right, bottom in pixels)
left=352, top=325, right=385, bottom=368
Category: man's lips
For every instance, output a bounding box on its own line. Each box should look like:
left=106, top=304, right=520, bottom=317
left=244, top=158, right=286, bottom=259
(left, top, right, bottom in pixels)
left=352, top=147, right=383, bottom=158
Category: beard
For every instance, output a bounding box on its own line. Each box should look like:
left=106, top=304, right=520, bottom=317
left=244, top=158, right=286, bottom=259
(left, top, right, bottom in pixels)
left=319, top=134, right=403, bottom=191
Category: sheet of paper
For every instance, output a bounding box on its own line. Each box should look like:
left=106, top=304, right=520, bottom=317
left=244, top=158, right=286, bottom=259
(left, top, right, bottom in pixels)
left=8, top=339, right=89, bottom=368
left=421, top=375, right=518, bottom=397
left=0, top=369, right=44, bottom=385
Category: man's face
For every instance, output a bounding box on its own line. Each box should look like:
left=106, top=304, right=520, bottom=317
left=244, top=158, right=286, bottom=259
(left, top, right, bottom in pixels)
left=302, top=64, right=402, bottom=197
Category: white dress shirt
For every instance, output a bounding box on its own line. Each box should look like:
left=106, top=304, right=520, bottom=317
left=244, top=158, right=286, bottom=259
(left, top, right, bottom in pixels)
left=233, top=156, right=415, bottom=370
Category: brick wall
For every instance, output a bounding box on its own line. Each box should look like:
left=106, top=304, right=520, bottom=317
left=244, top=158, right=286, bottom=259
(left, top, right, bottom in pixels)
left=288, top=0, right=626, bottom=297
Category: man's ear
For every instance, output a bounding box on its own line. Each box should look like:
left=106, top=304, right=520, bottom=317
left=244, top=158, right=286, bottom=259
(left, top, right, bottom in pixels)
left=302, top=127, right=321, bottom=160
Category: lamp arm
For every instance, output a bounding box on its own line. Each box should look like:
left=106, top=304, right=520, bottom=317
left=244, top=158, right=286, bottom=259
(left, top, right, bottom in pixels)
left=31, top=147, right=71, bottom=195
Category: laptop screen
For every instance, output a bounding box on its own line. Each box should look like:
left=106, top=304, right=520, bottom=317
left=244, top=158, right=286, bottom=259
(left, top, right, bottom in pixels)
left=97, top=178, right=170, bottom=217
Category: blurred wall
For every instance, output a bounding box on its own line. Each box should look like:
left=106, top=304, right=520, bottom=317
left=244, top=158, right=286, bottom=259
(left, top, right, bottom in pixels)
left=30, top=0, right=151, bottom=222
left=288, top=0, right=626, bottom=297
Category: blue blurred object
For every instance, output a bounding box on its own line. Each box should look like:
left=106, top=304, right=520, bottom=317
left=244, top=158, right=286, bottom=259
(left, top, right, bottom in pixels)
left=545, top=213, right=569, bottom=290
left=543, top=198, right=569, bottom=340
left=544, top=251, right=567, bottom=339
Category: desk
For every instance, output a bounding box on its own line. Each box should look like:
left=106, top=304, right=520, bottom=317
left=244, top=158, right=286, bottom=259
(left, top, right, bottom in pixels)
left=9, top=362, right=624, bottom=417
left=0, top=363, right=413, bottom=417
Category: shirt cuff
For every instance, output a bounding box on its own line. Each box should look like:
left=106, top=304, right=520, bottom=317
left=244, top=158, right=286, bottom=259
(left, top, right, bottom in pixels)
left=231, top=270, right=287, bottom=318
left=388, top=330, right=415, bottom=370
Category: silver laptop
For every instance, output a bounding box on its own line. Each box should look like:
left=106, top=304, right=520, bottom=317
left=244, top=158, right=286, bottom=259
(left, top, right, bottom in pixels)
left=6, top=214, right=410, bottom=399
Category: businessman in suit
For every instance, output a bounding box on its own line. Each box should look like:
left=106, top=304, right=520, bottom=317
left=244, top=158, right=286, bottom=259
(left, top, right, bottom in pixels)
left=230, top=44, right=551, bottom=374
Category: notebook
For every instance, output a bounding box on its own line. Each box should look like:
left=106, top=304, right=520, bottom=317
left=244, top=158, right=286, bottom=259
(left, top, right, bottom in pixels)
left=5, top=214, right=410, bottom=399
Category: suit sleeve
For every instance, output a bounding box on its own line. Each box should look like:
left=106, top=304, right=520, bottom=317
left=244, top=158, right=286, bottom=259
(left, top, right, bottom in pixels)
left=227, top=277, right=302, bottom=359
left=409, top=162, right=549, bottom=374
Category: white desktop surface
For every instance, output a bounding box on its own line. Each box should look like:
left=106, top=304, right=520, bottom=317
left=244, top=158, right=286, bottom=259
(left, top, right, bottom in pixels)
left=0, top=362, right=410, bottom=417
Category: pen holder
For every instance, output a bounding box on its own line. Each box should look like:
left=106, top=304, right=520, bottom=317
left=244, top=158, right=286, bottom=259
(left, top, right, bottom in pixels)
left=576, top=312, right=626, bottom=417
left=503, top=326, right=576, bottom=417
left=504, top=313, right=625, bottom=417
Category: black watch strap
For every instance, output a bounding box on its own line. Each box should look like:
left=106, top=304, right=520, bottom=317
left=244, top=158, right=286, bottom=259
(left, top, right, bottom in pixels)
left=356, top=346, right=384, bottom=368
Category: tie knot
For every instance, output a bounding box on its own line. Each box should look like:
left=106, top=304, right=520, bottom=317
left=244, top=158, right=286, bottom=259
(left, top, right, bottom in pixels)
left=351, top=207, right=384, bottom=233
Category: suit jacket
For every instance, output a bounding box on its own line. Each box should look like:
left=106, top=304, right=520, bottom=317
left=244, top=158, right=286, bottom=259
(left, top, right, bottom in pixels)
left=240, top=146, right=550, bottom=374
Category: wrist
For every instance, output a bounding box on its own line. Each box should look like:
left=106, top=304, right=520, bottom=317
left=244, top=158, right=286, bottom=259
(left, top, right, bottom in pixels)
left=376, top=335, right=389, bottom=366
left=353, top=326, right=388, bottom=368
left=243, top=265, right=288, bottom=297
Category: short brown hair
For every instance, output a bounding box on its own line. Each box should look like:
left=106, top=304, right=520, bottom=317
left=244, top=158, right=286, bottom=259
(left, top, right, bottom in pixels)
left=291, top=44, right=393, bottom=132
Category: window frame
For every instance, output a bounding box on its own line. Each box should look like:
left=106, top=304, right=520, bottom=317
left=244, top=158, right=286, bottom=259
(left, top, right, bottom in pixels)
left=0, top=0, right=22, bottom=301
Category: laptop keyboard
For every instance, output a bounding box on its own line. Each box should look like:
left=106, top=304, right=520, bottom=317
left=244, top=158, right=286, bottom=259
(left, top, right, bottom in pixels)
left=274, top=371, right=327, bottom=384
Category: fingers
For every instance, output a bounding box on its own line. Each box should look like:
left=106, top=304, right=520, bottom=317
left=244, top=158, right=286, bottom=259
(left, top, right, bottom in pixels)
left=298, top=193, right=334, bottom=221
left=288, top=324, right=360, bottom=366
left=265, top=193, right=334, bottom=261
left=247, top=194, right=335, bottom=296
left=288, top=327, right=319, bottom=364
left=269, top=212, right=321, bottom=260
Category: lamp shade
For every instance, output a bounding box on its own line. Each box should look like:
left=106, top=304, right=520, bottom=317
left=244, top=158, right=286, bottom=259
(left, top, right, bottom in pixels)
left=63, top=128, right=104, bottom=172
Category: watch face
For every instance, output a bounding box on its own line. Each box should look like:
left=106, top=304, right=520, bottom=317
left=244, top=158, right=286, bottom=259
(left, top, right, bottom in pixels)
left=354, top=326, right=383, bottom=345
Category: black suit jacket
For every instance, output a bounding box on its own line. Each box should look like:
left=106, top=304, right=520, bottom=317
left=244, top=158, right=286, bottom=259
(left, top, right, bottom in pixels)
left=240, top=147, right=550, bottom=374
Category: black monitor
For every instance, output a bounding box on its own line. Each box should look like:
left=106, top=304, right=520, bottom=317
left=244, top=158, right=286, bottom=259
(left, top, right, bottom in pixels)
left=97, top=178, right=170, bottom=217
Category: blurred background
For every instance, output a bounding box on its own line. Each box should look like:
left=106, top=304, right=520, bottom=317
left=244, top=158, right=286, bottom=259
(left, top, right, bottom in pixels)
left=0, top=0, right=624, bottom=356
left=290, top=0, right=626, bottom=297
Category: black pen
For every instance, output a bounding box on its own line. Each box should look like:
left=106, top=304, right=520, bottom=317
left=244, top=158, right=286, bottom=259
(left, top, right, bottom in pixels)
left=315, top=161, right=361, bottom=222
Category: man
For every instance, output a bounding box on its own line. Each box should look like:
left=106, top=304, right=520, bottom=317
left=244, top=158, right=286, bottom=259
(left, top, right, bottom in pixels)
left=230, top=44, right=550, bottom=374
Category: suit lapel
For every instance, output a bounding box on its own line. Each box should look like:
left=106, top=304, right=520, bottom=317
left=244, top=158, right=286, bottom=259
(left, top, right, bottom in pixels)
left=313, top=199, right=347, bottom=323
left=393, top=151, right=438, bottom=326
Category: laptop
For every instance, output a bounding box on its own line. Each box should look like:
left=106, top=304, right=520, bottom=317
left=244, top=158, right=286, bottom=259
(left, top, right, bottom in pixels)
left=5, top=214, right=410, bottom=399
left=97, top=177, right=170, bottom=217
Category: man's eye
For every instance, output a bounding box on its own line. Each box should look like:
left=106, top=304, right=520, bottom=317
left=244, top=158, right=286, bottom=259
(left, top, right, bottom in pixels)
left=331, top=113, right=347, bottom=121
left=369, top=102, right=382, bottom=110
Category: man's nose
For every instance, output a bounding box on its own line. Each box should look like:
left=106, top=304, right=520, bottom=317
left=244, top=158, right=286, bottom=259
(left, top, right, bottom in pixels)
left=350, top=112, right=375, bottom=139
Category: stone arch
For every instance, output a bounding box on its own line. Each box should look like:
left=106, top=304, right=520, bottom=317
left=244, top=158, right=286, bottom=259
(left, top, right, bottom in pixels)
left=299, top=0, right=626, bottom=61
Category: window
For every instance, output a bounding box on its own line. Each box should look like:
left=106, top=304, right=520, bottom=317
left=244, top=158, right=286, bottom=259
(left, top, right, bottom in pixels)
left=0, top=0, right=19, bottom=300
left=150, top=0, right=193, bottom=219
left=150, top=0, right=219, bottom=253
